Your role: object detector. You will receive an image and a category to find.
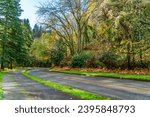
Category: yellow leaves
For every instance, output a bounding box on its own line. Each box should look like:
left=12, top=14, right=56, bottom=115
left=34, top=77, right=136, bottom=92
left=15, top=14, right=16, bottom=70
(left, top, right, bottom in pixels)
left=29, top=32, right=59, bottom=62
left=96, top=22, right=108, bottom=37
left=114, top=11, right=130, bottom=28
left=43, top=57, right=49, bottom=61
left=107, top=10, right=114, bottom=19
left=87, top=0, right=97, bottom=12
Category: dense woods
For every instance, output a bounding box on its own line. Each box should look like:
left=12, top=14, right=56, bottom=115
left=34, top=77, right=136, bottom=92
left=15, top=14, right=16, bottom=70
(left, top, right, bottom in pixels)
left=0, top=0, right=32, bottom=69
left=0, top=0, right=150, bottom=70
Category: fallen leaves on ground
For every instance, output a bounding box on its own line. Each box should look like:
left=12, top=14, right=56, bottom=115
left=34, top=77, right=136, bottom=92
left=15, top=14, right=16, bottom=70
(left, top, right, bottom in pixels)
left=51, top=67, right=150, bottom=75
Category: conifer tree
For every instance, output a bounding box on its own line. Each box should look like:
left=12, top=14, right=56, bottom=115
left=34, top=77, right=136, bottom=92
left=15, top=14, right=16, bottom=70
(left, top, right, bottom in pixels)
left=0, top=0, right=32, bottom=69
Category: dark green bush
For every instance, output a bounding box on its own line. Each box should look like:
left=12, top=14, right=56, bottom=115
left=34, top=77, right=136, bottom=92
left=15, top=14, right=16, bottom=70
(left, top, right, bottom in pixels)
left=86, top=54, right=106, bottom=68
left=50, top=39, right=66, bottom=66
left=86, top=55, right=97, bottom=68
left=96, top=61, right=106, bottom=68
left=71, top=52, right=90, bottom=68
left=134, top=61, right=149, bottom=68
left=60, top=61, right=68, bottom=68
left=50, top=49, right=64, bottom=66
left=99, top=51, right=120, bottom=69
left=120, top=60, right=149, bottom=69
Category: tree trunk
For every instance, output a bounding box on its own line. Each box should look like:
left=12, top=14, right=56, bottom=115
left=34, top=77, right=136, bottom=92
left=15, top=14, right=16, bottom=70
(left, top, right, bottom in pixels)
left=77, top=22, right=82, bottom=53
left=1, top=44, right=5, bottom=70
left=127, top=43, right=131, bottom=70
left=132, top=45, right=135, bottom=68
left=10, top=59, right=13, bottom=69
left=140, top=49, right=143, bottom=64
left=69, top=45, right=75, bottom=56
left=1, top=62, right=4, bottom=70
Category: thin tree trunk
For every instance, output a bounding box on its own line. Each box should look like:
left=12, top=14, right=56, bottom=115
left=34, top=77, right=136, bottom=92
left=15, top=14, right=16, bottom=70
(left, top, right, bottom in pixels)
left=10, top=59, right=13, bottom=69
left=1, top=62, right=4, bottom=70
left=140, top=49, right=143, bottom=64
left=132, top=45, right=135, bottom=68
left=1, top=44, right=5, bottom=70
left=127, top=43, right=131, bottom=70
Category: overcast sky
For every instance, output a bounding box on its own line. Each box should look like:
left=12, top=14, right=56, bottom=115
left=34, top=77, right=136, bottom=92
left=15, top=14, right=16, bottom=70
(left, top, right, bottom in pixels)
left=20, top=0, right=39, bottom=28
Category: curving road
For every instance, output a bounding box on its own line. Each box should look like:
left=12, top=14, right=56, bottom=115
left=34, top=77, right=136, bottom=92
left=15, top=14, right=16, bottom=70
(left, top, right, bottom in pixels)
left=2, top=68, right=150, bottom=100
left=28, top=68, right=150, bottom=100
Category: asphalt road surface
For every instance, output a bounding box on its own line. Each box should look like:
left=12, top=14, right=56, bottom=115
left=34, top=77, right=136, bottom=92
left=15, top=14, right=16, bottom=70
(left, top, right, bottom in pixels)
left=2, top=71, right=78, bottom=100
left=28, top=68, right=150, bottom=100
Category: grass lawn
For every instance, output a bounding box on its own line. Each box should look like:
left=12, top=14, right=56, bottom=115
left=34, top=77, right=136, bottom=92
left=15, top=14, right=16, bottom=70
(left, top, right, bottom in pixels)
left=50, top=70, right=150, bottom=81
left=0, top=72, right=4, bottom=100
left=22, top=71, right=110, bottom=100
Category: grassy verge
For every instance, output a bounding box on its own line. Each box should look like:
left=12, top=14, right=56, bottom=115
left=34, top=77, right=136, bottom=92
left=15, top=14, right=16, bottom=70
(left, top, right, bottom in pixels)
left=0, top=72, right=4, bottom=100
left=50, top=70, right=150, bottom=81
left=22, top=71, right=110, bottom=100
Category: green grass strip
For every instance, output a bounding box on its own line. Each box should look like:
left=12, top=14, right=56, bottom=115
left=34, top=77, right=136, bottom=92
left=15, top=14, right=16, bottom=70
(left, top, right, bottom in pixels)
left=0, top=72, right=4, bottom=100
left=50, top=70, right=150, bottom=81
left=22, top=71, right=110, bottom=100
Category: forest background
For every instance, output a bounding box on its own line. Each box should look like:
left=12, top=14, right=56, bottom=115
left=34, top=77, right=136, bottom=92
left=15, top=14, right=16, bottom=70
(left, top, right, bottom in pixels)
left=0, top=0, right=150, bottom=73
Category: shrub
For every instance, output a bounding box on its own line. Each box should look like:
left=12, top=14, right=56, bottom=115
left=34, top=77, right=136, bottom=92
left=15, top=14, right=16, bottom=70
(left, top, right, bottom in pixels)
left=99, top=51, right=120, bottom=69
left=90, top=60, right=106, bottom=68
left=60, top=61, right=68, bottom=68
left=86, top=55, right=97, bottom=68
left=71, top=52, right=90, bottom=68
left=86, top=54, right=106, bottom=68
left=120, top=60, right=149, bottom=69
left=51, top=49, right=64, bottom=66
left=96, top=61, right=106, bottom=68
left=50, top=39, right=66, bottom=66
left=134, top=61, right=149, bottom=68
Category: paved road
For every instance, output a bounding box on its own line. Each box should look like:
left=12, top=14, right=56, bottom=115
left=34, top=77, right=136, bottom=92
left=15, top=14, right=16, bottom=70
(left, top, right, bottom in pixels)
left=2, top=72, right=78, bottom=100
left=28, top=69, right=150, bottom=100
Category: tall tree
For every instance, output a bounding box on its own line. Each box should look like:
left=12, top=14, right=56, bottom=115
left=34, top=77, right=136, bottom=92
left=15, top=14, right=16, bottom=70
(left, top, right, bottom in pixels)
left=33, top=24, right=42, bottom=38
left=37, top=0, right=97, bottom=56
left=0, top=0, right=31, bottom=69
left=93, top=0, right=150, bottom=69
left=0, top=0, right=21, bottom=69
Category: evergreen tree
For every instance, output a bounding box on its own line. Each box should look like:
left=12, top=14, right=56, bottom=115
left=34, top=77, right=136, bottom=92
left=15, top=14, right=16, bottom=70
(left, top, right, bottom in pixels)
left=0, top=0, right=32, bottom=69
left=20, top=19, right=33, bottom=66
left=33, top=24, right=42, bottom=38
left=0, top=0, right=18, bottom=69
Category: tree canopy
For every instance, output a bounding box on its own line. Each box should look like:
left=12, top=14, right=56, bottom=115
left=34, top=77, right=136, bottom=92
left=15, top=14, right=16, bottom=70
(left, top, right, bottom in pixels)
left=0, top=0, right=32, bottom=69
left=0, top=0, right=150, bottom=70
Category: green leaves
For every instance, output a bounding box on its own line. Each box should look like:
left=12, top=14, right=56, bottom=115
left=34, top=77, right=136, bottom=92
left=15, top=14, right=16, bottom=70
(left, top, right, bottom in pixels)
left=50, top=39, right=66, bottom=66
left=0, top=0, right=32, bottom=69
